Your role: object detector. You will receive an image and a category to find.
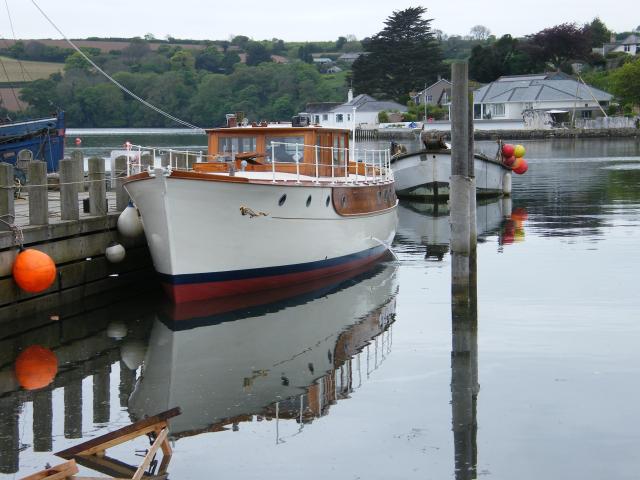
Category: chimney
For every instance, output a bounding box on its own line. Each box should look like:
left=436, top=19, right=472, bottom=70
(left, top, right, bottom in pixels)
left=610, top=32, right=616, bottom=43
left=347, top=88, right=353, bottom=103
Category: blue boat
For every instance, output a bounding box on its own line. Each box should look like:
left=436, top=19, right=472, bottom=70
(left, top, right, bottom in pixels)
left=0, top=111, right=65, bottom=173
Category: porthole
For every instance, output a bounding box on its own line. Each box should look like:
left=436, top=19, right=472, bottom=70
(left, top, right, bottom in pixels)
left=325, top=195, right=330, bottom=207
left=306, top=195, right=312, bottom=207
left=341, top=195, right=347, bottom=207
left=278, top=194, right=287, bottom=206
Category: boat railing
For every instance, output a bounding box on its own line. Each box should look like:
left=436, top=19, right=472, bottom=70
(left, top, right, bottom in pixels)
left=125, top=142, right=393, bottom=185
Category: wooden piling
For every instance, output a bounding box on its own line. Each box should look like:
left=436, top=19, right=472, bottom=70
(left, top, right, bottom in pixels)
left=450, top=62, right=471, bottom=282
left=60, top=158, right=81, bottom=221
left=88, top=157, right=106, bottom=216
left=115, top=155, right=129, bottom=210
left=28, top=161, right=48, bottom=226
left=0, top=163, right=14, bottom=231
left=93, top=364, right=111, bottom=423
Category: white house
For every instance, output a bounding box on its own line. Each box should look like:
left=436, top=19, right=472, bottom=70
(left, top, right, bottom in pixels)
left=304, top=90, right=408, bottom=128
left=472, top=73, right=613, bottom=122
left=600, top=33, right=640, bottom=56
left=411, top=78, right=452, bottom=106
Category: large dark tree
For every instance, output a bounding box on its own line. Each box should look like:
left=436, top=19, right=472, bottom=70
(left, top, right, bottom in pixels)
left=584, top=17, right=612, bottom=48
left=352, top=7, right=444, bottom=101
left=469, top=35, right=543, bottom=82
left=530, top=23, right=591, bottom=69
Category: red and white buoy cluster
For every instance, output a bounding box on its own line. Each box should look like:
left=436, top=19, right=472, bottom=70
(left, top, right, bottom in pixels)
left=501, top=143, right=528, bottom=175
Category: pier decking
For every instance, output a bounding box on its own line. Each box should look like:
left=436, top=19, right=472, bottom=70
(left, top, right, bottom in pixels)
left=0, top=155, right=152, bottom=322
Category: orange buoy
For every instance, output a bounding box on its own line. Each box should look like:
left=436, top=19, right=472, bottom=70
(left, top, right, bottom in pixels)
left=74, top=137, right=82, bottom=145
left=512, top=158, right=528, bottom=175
left=511, top=208, right=529, bottom=222
left=503, top=155, right=516, bottom=167
left=15, top=345, right=58, bottom=390
left=12, top=249, right=57, bottom=293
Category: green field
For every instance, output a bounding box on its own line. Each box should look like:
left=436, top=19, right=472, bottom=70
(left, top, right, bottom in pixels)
left=0, top=56, right=63, bottom=82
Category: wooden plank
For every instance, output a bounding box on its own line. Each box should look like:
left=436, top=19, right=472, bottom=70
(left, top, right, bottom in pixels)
left=71, top=454, right=136, bottom=479
left=132, top=428, right=167, bottom=480
left=55, top=407, right=181, bottom=459
left=19, top=459, right=78, bottom=480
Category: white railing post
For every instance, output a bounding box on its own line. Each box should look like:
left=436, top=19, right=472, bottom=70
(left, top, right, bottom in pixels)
left=169, top=150, right=173, bottom=169
left=331, top=146, right=335, bottom=183
left=314, top=145, right=319, bottom=183
left=137, top=145, right=142, bottom=174
left=344, top=147, right=348, bottom=183
left=295, top=143, right=300, bottom=184
left=354, top=147, right=359, bottom=184
left=271, top=141, right=276, bottom=183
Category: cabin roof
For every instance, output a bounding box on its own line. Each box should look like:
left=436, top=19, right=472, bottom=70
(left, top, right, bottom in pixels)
left=205, top=125, right=349, bottom=135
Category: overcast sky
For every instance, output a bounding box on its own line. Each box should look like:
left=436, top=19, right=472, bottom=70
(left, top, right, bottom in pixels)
left=2, top=0, right=638, bottom=42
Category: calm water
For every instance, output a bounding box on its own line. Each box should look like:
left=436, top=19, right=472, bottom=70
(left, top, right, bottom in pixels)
left=1, top=134, right=639, bottom=479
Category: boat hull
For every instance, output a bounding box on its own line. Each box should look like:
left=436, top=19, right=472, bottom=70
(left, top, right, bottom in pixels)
left=0, top=113, right=65, bottom=173
left=125, top=173, right=397, bottom=303
left=392, top=149, right=510, bottom=199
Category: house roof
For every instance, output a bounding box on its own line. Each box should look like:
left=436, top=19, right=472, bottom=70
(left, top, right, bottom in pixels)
left=414, top=78, right=452, bottom=97
left=620, top=34, right=640, bottom=45
left=474, top=73, right=612, bottom=103
left=331, top=94, right=407, bottom=113
left=304, top=102, right=342, bottom=113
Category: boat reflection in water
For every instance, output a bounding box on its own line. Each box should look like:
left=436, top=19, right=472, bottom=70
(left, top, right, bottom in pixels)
left=129, top=258, right=398, bottom=440
left=395, top=197, right=514, bottom=260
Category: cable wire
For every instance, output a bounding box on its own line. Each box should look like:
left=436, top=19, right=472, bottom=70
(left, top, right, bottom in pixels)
left=30, top=0, right=204, bottom=131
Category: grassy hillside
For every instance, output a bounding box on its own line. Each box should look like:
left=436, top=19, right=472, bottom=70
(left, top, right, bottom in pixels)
left=0, top=56, right=63, bottom=82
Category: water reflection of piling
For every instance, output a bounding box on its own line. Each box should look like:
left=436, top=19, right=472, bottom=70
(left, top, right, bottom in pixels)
left=64, top=377, right=83, bottom=438
left=33, top=389, right=53, bottom=452
left=0, top=396, right=19, bottom=474
left=93, top=364, right=111, bottom=423
left=119, top=360, right=137, bottom=408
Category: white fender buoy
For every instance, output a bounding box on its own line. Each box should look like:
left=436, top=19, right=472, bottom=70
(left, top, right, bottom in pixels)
left=120, top=340, right=146, bottom=370
left=107, top=321, right=127, bottom=340
left=105, top=242, right=126, bottom=263
left=117, top=203, right=144, bottom=238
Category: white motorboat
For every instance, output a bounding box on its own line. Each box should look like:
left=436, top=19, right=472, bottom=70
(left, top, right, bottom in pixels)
left=391, top=133, right=512, bottom=199
left=123, top=120, right=397, bottom=303
left=128, top=260, right=398, bottom=438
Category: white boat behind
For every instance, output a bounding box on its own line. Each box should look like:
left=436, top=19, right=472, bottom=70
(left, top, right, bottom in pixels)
left=391, top=133, right=512, bottom=199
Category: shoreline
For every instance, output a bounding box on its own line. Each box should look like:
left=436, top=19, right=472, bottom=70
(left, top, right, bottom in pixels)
left=374, top=128, right=640, bottom=141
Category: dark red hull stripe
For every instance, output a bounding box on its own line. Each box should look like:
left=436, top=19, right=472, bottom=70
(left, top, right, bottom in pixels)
left=160, top=246, right=388, bottom=303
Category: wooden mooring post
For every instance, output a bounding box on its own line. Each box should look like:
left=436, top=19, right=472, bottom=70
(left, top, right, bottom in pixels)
left=28, top=161, right=48, bottom=226
left=0, top=163, right=14, bottom=232
left=88, top=157, right=107, bottom=216
left=59, top=157, right=82, bottom=221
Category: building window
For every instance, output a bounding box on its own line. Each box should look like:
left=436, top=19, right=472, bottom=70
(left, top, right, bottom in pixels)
left=581, top=110, right=592, bottom=118
left=474, top=104, right=482, bottom=120
left=322, top=114, right=328, bottom=121
left=490, top=103, right=505, bottom=117
left=624, top=45, right=631, bottom=52
left=426, top=94, right=433, bottom=102
left=336, top=114, right=344, bottom=123
left=347, top=114, right=351, bottom=121
left=314, top=115, right=320, bottom=124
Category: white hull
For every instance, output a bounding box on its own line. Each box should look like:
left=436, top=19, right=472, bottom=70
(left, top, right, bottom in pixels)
left=124, top=172, right=398, bottom=302
left=392, top=150, right=511, bottom=198
left=128, top=261, right=398, bottom=438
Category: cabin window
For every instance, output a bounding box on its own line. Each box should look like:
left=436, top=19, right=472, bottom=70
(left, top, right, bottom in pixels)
left=217, top=137, right=257, bottom=156
left=347, top=114, right=351, bottom=122
left=314, top=115, right=320, bottom=124
left=322, top=114, right=328, bottom=121
left=306, top=195, right=312, bottom=207
left=581, top=110, right=592, bottom=118
left=266, top=136, right=305, bottom=163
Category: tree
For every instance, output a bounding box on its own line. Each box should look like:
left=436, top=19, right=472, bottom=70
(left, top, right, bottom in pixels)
left=530, top=23, right=591, bottom=68
left=336, top=36, right=348, bottom=50
left=245, top=42, right=272, bottom=66
left=196, top=47, right=224, bottom=72
left=351, top=7, right=444, bottom=101
left=469, top=25, right=491, bottom=41
left=469, top=34, right=542, bottom=82
left=584, top=17, right=611, bottom=47
left=610, top=58, right=640, bottom=107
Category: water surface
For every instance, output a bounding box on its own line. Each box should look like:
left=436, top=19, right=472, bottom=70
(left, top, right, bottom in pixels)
left=1, top=134, right=639, bottom=479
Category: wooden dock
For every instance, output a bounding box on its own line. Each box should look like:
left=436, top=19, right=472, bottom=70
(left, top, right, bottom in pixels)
left=0, top=154, right=153, bottom=322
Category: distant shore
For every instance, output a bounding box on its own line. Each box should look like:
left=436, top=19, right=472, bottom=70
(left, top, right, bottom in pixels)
left=375, top=127, right=640, bottom=141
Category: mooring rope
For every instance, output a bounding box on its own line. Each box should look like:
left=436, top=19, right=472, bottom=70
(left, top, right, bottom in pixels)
left=30, top=0, right=205, bottom=132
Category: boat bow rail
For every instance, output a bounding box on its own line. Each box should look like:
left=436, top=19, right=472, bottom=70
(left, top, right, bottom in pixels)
left=124, top=142, right=393, bottom=185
